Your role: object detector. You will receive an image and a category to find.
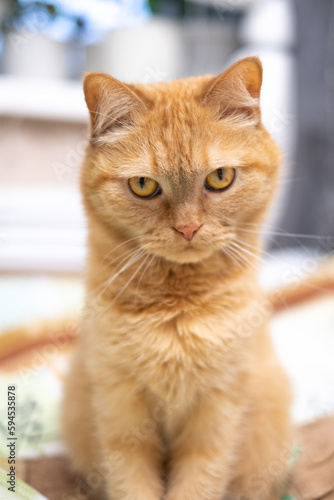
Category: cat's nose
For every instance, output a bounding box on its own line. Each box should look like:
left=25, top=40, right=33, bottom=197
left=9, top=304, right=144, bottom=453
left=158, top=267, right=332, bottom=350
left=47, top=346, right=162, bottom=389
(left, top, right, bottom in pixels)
left=175, top=224, right=199, bottom=241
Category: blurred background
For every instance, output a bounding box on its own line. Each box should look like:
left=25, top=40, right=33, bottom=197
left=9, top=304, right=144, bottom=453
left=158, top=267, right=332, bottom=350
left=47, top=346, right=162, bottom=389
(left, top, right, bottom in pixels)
left=0, top=0, right=334, bottom=467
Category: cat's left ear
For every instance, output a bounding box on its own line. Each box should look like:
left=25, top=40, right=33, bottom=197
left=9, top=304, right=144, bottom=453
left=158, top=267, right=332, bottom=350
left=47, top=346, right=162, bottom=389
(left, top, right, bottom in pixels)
left=203, top=57, right=263, bottom=126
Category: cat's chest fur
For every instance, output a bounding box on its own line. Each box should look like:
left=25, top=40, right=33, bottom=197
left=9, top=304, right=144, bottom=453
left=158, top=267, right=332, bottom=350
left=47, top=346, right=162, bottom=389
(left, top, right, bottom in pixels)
left=85, top=253, right=259, bottom=403
left=88, top=284, right=257, bottom=404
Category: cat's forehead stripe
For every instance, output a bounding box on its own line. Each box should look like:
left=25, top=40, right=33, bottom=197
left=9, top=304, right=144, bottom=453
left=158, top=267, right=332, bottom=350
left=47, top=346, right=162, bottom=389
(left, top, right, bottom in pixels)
left=146, top=94, right=208, bottom=177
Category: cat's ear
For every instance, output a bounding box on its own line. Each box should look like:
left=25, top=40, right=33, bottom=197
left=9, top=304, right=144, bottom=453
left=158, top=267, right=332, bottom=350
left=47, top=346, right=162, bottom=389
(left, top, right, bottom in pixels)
left=203, top=57, right=263, bottom=126
left=83, top=72, right=150, bottom=138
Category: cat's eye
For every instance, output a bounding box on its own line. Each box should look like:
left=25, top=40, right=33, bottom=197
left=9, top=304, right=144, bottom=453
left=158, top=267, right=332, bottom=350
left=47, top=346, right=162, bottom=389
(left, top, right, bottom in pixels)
left=205, top=167, right=235, bottom=191
left=128, top=176, right=160, bottom=198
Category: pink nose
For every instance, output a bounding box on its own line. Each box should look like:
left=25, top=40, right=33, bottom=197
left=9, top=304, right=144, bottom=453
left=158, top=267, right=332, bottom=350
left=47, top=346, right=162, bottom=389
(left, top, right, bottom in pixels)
left=176, top=224, right=199, bottom=241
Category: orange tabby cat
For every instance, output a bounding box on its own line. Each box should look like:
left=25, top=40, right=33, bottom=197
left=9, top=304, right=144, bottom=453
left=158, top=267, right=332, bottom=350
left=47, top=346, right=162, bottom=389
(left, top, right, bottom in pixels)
left=63, top=57, right=292, bottom=500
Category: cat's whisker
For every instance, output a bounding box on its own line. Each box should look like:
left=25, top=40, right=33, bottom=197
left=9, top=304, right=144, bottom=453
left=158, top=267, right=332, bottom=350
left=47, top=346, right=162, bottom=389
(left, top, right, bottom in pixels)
left=237, top=222, right=263, bottom=227
left=240, top=235, right=329, bottom=285
left=101, top=245, right=142, bottom=272
left=237, top=224, right=333, bottom=241
left=227, top=243, right=259, bottom=273
left=234, top=236, right=293, bottom=266
left=230, top=247, right=258, bottom=272
left=223, top=243, right=248, bottom=269
left=236, top=224, right=333, bottom=256
left=222, top=246, right=244, bottom=269
left=102, top=235, right=143, bottom=264
left=109, top=253, right=151, bottom=307
left=228, top=247, right=252, bottom=270
left=234, top=237, right=262, bottom=251
left=234, top=237, right=275, bottom=261
left=95, top=247, right=146, bottom=294
left=106, top=248, right=146, bottom=285
left=135, top=253, right=156, bottom=301
left=234, top=237, right=328, bottom=294
left=230, top=241, right=262, bottom=263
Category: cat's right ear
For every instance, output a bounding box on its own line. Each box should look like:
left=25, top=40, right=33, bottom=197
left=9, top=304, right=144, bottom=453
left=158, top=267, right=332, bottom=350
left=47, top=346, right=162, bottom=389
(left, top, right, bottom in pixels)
left=83, top=72, right=150, bottom=139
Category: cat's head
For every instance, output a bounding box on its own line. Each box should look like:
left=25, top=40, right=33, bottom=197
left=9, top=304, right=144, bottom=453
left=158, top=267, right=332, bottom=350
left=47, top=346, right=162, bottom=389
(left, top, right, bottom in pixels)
left=81, top=57, right=281, bottom=265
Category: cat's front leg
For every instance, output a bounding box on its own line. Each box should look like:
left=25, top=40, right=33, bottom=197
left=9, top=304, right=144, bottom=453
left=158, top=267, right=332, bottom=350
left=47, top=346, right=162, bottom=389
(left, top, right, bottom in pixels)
left=165, top=390, right=242, bottom=500
left=93, top=377, right=165, bottom=500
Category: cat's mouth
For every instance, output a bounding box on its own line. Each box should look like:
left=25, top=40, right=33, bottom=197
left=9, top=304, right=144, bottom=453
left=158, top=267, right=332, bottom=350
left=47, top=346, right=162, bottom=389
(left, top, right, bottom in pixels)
left=142, top=229, right=235, bottom=264
left=183, top=245, right=196, bottom=252
left=164, top=242, right=213, bottom=264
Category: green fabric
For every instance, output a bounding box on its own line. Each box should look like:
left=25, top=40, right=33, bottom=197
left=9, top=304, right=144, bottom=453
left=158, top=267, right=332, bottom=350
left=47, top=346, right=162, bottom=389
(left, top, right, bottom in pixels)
left=0, top=467, right=49, bottom=500
left=280, top=444, right=301, bottom=500
left=0, top=376, right=60, bottom=458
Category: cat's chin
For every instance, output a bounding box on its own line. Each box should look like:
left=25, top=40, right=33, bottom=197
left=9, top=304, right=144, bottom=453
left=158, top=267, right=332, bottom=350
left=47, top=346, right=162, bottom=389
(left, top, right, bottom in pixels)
left=162, top=247, right=212, bottom=264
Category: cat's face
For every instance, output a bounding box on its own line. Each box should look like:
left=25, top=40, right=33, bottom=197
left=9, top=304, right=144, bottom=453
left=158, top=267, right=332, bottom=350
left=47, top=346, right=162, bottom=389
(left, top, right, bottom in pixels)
left=82, top=58, right=281, bottom=264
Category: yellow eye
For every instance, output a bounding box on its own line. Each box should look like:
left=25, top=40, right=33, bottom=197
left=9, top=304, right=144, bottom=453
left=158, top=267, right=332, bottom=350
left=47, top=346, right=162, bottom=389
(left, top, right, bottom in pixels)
left=205, top=167, right=235, bottom=191
left=128, top=176, right=160, bottom=198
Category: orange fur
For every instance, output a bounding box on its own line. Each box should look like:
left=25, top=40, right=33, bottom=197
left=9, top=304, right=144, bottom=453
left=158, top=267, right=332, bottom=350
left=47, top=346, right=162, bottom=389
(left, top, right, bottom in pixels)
left=63, top=58, right=292, bottom=500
